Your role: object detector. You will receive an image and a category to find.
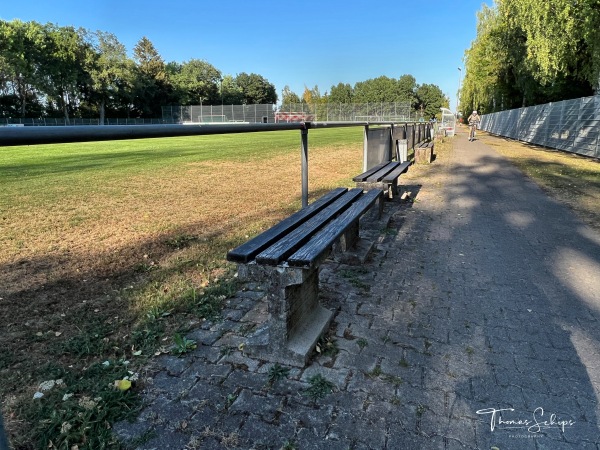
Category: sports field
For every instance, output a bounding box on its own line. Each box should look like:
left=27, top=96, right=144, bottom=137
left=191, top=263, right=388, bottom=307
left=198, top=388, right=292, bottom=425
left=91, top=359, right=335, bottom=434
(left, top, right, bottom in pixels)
left=0, top=127, right=364, bottom=448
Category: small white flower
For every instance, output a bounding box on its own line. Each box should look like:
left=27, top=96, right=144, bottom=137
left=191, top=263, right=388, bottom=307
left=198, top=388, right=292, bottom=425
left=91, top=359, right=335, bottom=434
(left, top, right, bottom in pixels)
left=62, top=393, right=74, bottom=401
left=33, top=392, right=44, bottom=400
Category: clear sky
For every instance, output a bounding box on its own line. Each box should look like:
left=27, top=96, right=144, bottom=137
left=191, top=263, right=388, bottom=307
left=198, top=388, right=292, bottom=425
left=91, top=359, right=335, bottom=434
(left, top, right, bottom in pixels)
left=1, top=0, right=490, bottom=111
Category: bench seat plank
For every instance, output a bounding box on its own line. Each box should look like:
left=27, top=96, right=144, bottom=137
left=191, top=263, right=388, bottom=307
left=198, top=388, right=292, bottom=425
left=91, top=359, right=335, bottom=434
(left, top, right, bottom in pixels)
left=227, top=187, right=348, bottom=263
left=382, top=160, right=411, bottom=183
left=365, top=161, right=400, bottom=182
left=287, top=189, right=382, bottom=268
left=255, top=188, right=364, bottom=265
left=352, top=162, right=389, bottom=182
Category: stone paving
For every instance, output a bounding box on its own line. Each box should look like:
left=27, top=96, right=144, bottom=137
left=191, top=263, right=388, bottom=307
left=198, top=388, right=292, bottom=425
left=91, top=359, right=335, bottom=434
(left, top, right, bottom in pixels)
left=114, top=130, right=600, bottom=449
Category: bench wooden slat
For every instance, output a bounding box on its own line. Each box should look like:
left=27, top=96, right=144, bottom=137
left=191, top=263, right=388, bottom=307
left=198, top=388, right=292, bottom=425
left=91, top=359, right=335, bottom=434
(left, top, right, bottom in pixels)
left=287, top=189, right=383, bottom=268
left=227, top=187, right=348, bottom=263
left=382, top=160, right=411, bottom=183
left=365, top=161, right=400, bottom=182
left=255, top=189, right=364, bottom=265
left=352, top=162, right=389, bottom=182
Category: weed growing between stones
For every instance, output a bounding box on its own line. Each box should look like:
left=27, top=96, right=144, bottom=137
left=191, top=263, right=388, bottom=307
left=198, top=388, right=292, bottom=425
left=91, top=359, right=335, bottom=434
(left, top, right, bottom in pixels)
left=171, top=333, right=197, bottom=356
left=315, top=335, right=339, bottom=357
left=267, top=364, right=290, bottom=384
left=304, top=374, right=335, bottom=401
left=357, top=338, right=368, bottom=350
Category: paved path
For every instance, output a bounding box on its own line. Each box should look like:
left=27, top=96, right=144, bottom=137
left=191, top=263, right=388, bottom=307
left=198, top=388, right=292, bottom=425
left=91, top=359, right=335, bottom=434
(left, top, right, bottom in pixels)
left=115, top=130, right=600, bottom=449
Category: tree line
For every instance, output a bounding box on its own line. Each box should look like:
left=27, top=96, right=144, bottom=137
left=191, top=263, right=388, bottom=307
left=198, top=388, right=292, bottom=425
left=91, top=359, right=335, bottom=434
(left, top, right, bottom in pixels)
left=460, top=0, right=600, bottom=116
left=282, top=75, right=449, bottom=120
left=0, top=20, right=278, bottom=122
left=1, top=19, right=449, bottom=122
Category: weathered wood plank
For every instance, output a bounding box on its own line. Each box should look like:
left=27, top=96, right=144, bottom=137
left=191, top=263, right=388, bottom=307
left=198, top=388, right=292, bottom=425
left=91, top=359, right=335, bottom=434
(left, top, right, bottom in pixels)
left=287, top=189, right=383, bottom=268
left=352, top=161, right=389, bottom=182
left=382, top=160, right=411, bottom=183
left=255, top=188, right=363, bottom=265
left=227, top=187, right=347, bottom=263
left=365, top=162, right=400, bottom=182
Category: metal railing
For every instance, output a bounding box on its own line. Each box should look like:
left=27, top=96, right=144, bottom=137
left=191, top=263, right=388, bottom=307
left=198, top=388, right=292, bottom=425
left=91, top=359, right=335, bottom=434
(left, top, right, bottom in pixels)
left=480, top=95, right=600, bottom=159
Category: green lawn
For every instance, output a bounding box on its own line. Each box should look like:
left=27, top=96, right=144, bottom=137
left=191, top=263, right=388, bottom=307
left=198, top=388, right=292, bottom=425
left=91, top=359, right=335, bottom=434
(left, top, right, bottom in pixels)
left=0, top=127, right=363, bottom=206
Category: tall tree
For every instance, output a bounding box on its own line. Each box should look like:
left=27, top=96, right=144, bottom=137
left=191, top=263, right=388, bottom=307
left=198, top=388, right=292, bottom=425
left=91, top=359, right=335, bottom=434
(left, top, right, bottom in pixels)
left=84, top=31, right=132, bottom=123
left=302, top=85, right=321, bottom=104
left=461, top=1, right=597, bottom=115
left=132, top=36, right=171, bottom=117
left=415, top=83, right=448, bottom=119
left=396, top=74, right=418, bottom=105
left=498, top=0, right=600, bottom=90
left=0, top=20, right=45, bottom=117
left=352, top=75, right=417, bottom=105
left=169, top=59, right=221, bottom=105
left=280, top=85, right=301, bottom=105
left=39, top=24, right=89, bottom=123
left=220, top=74, right=244, bottom=104
left=328, top=82, right=353, bottom=103
left=234, top=72, right=277, bottom=104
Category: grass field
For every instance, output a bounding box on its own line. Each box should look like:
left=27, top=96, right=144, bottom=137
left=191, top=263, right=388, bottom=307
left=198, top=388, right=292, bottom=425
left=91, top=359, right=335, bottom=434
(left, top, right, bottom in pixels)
left=0, top=127, right=364, bottom=449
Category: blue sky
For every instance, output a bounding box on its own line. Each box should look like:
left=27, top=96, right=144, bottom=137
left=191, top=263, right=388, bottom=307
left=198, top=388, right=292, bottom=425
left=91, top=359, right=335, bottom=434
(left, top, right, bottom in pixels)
left=1, top=0, right=490, bottom=111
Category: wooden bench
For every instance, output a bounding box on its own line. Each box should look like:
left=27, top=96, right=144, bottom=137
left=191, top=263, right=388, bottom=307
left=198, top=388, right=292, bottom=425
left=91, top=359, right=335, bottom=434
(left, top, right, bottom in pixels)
left=353, top=160, right=411, bottom=199
left=415, top=140, right=434, bottom=164
left=227, top=187, right=383, bottom=366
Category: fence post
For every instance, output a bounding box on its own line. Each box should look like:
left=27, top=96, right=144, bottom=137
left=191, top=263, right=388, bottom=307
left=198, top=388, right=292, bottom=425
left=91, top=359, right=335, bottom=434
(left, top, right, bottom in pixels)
left=545, top=103, right=551, bottom=147
left=301, top=127, right=309, bottom=208
left=595, top=96, right=600, bottom=159
left=363, top=125, right=369, bottom=171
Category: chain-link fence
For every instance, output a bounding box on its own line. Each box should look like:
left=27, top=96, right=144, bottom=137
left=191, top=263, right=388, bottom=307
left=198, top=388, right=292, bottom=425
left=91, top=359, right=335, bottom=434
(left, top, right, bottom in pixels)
left=480, top=95, right=600, bottom=158
left=162, top=102, right=414, bottom=124
left=1, top=102, right=416, bottom=127
left=0, top=118, right=176, bottom=126
left=162, top=104, right=276, bottom=124
left=277, top=102, right=413, bottom=122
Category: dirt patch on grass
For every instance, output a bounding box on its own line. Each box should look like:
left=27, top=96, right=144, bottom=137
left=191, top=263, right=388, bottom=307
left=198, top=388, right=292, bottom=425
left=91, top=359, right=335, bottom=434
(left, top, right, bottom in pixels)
left=478, top=132, right=600, bottom=234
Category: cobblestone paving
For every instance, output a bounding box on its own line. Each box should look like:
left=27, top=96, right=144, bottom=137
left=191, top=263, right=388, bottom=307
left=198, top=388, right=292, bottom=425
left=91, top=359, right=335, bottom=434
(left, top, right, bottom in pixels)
left=115, top=132, right=600, bottom=449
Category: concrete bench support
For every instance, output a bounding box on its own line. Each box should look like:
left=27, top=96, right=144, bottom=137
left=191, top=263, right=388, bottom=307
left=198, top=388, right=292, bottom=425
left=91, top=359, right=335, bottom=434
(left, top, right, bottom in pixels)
left=415, top=141, right=434, bottom=164
left=238, top=263, right=332, bottom=367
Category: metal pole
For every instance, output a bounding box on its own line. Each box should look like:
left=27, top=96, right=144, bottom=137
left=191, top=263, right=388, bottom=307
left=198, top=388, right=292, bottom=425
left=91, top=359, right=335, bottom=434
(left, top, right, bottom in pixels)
left=301, top=127, right=309, bottom=208
left=363, top=125, right=369, bottom=171
left=457, top=67, right=462, bottom=116
left=595, top=96, right=600, bottom=159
